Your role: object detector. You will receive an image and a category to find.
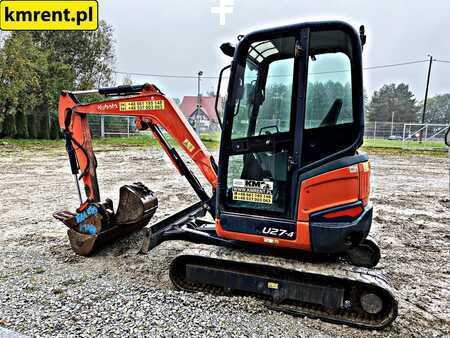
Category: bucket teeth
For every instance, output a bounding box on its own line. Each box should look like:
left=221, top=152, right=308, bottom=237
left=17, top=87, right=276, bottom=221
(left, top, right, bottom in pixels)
left=54, top=182, right=158, bottom=255
left=53, top=210, right=77, bottom=222
left=52, top=210, right=78, bottom=229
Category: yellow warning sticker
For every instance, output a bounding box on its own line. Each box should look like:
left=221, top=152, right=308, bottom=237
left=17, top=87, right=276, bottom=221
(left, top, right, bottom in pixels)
left=232, top=179, right=273, bottom=204
left=349, top=165, right=359, bottom=173
left=363, top=162, right=370, bottom=172
left=233, top=191, right=273, bottom=204
left=267, top=282, right=279, bottom=289
left=119, top=100, right=165, bottom=111
left=183, top=139, right=195, bottom=152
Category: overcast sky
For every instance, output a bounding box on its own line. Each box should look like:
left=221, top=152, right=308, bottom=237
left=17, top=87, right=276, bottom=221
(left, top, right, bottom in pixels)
left=100, top=0, right=450, bottom=100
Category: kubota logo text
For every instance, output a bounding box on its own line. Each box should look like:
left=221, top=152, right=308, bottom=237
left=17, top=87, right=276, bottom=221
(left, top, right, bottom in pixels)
left=0, top=1, right=98, bottom=31
left=97, top=103, right=118, bottom=111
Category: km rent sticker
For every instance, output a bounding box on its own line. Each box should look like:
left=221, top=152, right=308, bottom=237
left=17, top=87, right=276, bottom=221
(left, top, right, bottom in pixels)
left=232, top=179, right=274, bottom=204
left=0, top=1, right=98, bottom=31
left=119, top=100, right=165, bottom=112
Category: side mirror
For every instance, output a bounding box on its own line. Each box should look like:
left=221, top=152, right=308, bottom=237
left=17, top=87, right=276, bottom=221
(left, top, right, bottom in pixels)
left=220, top=43, right=235, bottom=57
left=359, top=25, right=367, bottom=47
left=445, top=126, right=450, bottom=147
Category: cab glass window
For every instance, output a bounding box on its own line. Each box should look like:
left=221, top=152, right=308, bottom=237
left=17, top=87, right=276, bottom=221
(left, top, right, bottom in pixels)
left=305, top=52, right=353, bottom=129
left=231, top=37, right=295, bottom=140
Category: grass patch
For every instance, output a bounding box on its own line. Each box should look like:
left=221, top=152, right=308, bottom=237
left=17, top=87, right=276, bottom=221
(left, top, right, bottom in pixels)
left=94, top=134, right=156, bottom=147
left=200, top=132, right=221, bottom=142
left=2, top=135, right=447, bottom=157
left=0, top=139, right=63, bottom=147
left=363, top=138, right=445, bottom=149
left=361, top=146, right=448, bottom=158
left=0, top=133, right=221, bottom=150
left=362, top=138, right=448, bottom=157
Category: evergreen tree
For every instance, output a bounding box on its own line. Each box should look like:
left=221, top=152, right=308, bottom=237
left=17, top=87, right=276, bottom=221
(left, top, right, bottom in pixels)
left=367, top=83, right=419, bottom=122
left=259, top=83, right=292, bottom=131
left=422, top=94, right=450, bottom=124
left=305, top=81, right=352, bottom=127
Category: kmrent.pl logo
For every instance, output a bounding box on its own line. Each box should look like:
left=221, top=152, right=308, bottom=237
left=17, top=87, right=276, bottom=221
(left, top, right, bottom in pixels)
left=0, top=0, right=98, bottom=30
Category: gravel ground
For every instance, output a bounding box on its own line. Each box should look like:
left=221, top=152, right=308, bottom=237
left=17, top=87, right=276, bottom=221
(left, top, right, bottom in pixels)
left=0, top=143, right=449, bottom=337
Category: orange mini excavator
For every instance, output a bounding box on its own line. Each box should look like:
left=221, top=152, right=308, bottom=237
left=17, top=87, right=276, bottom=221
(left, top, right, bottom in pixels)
left=54, top=21, right=398, bottom=329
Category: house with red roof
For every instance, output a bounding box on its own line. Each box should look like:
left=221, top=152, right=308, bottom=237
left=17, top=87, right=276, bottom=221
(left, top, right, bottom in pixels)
left=179, top=96, right=223, bottom=132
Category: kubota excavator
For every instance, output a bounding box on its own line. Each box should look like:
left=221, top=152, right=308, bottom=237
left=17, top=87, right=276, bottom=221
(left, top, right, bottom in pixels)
left=54, top=21, right=398, bottom=329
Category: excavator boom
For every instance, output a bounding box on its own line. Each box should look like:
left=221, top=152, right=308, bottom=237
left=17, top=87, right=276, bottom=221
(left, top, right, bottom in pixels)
left=58, top=84, right=217, bottom=204
left=55, top=83, right=218, bottom=255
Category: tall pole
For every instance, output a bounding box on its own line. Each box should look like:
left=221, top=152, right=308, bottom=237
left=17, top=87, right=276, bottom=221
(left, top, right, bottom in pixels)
left=100, top=115, right=105, bottom=138
left=391, top=111, right=395, bottom=136
left=446, top=126, right=450, bottom=197
left=421, top=55, right=433, bottom=142
left=196, top=71, right=203, bottom=135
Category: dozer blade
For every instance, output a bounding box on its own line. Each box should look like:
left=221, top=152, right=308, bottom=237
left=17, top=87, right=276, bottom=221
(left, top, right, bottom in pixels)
left=54, top=182, right=158, bottom=256
left=169, top=244, right=398, bottom=330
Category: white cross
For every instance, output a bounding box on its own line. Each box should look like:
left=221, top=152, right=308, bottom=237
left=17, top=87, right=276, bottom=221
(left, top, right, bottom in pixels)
left=211, top=0, right=234, bottom=26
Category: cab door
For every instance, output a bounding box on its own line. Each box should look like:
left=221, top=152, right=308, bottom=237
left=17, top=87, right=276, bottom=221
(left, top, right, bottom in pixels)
left=216, top=22, right=365, bottom=246
left=216, top=30, right=310, bottom=240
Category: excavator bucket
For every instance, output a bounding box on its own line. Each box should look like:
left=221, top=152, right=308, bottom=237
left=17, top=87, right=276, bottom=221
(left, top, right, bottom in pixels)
left=54, top=182, right=158, bottom=256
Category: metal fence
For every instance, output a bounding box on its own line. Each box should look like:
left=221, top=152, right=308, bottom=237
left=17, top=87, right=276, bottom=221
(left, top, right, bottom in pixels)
left=88, top=115, right=219, bottom=138
left=89, top=115, right=136, bottom=138
left=364, top=122, right=404, bottom=140
left=364, top=121, right=449, bottom=150
left=89, top=115, right=449, bottom=150
left=402, top=123, right=448, bottom=142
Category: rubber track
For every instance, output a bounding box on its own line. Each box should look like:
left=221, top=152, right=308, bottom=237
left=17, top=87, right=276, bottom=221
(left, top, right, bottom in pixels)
left=169, top=244, right=398, bottom=330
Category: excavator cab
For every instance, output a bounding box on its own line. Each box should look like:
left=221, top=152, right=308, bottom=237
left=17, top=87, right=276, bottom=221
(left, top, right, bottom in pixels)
left=215, top=22, right=373, bottom=261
